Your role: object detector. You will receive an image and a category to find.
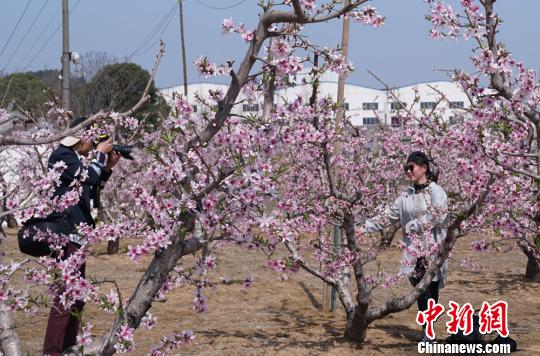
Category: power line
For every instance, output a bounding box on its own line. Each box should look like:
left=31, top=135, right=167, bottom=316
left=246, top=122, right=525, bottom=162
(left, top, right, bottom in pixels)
left=129, top=2, right=178, bottom=58
left=2, top=0, right=50, bottom=71
left=69, top=3, right=178, bottom=115
left=104, top=2, right=178, bottom=109
left=102, top=5, right=177, bottom=114
left=131, top=6, right=176, bottom=57
left=23, top=0, right=81, bottom=71
left=195, top=0, right=247, bottom=10
left=18, top=2, right=61, bottom=71
left=0, top=0, right=33, bottom=62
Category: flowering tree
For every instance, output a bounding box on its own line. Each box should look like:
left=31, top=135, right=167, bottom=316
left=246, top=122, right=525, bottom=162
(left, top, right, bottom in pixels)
left=256, top=62, right=506, bottom=341
left=255, top=0, right=540, bottom=342
left=0, top=1, right=394, bottom=354
left=1, top=0, right=536, bottom=354
left=0, top=46, right=164, bottom=355
left=425, top=0, right=540, bottom=281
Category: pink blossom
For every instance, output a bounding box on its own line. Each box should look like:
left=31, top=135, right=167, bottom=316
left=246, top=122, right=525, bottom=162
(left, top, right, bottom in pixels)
left=114, top=324, right=135, bottom=353
left=142, top=312, right=158, bottom=330
left=270, top=40, right=291, bottom=59
left=221, top=17, right=235, bottom=34
left=150, top=330, right=194, bottom=355
left=351, top=6, right=386, bottom=28
left=77, top=323, right=93, bottom=347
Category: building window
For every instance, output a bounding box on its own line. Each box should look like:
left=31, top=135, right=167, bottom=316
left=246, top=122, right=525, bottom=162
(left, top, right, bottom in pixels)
left=391, top=116, right=401, bottom=127
left=362, top=102, right=378, bottom=110
left=344, top=102, right=350, bottom=111
left=192, top=105, right=198, bottom=113
left=243, top=103, right=259, bottom=112
left=362, top=117, right=378, bottom=126
left=420, top=102, right=436, bottom=110
left=449, top=116, right=462, bottom=125
left=390, top=101, right=406, bottom=110
left=450, top=101, right=464, bottom=109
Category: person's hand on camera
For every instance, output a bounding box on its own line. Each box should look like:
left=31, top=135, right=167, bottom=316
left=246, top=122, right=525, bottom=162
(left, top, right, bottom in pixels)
left=96, top=139, right=113, bottom=154
left=105, top=151, right=121, bottom=171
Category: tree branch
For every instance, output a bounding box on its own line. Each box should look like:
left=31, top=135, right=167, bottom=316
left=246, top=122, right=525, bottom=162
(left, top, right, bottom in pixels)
left=264, top=0, right=368, bottom=25
left=283, top=239, right=336, bottom=285
left=291, top=0, right=308, bottom=22
left=0, top=43, right=165, bottom=146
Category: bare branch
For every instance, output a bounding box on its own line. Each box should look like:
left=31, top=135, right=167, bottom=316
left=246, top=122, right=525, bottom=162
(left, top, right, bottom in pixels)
left=283, top=239, right=336, bottom=285
left=0, top=43, right=165, bottom=146
left=501, top=151, right=538, bottom=159
left=263, top=0, right=368, bottom=25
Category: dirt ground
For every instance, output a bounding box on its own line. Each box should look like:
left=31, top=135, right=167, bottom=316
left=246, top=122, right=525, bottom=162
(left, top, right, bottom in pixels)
left=2, top=226, right=539, bottom=355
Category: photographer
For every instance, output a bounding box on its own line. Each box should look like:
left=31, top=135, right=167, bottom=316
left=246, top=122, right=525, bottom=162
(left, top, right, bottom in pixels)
left=43, top=117, right=120, bottom=355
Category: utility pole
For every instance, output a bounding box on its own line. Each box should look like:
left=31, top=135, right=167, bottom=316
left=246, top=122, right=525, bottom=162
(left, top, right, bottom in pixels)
left=336, top=1, right=350, bottom=132
left=330, top=0, right=351, bottom=313
left=179, top=0, right=188, bottom=96
left=61, top=0, right=70, bottom=110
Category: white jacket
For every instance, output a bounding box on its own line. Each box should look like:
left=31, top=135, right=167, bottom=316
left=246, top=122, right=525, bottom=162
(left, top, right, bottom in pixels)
left=363, top=182, right=448, bottom=288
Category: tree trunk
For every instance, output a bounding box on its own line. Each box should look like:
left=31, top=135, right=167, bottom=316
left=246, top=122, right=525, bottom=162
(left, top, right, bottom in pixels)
left=77, top=213, right=201, bottom=355
left=518, top=236, right=540, bottom=281
left=107, top=238, right=119, bottom=255
left=0, top=303, right=22, bottom=356
left=6, top=214, right=17, bottom=229
left=0, top=229, right=22, bottom=356
left=379, top=222, right=400, bottom=248
left=342, top=212, right=371, bottom=343
left=344, top=306, right=368, bottom=342
left=525, top=255, right=539, bottom=281
left=96, top=207, right=119, bottom=254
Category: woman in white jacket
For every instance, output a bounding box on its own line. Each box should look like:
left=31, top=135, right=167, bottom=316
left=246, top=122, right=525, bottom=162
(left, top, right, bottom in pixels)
left=360, top=152, right=448, bottom=326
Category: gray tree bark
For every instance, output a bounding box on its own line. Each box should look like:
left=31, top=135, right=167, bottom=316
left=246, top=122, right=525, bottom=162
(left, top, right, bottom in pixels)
left=0, top=227, right=22, bottom=356
left=0, top=304, right=22, bottom=356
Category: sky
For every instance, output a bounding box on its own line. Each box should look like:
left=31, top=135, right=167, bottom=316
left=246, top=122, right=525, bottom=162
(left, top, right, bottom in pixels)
left=0, top=0, right=538, bottom=90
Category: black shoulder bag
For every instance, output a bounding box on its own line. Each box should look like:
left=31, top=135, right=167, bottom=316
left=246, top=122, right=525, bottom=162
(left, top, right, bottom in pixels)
left=17, top=214, right=72, bottom=257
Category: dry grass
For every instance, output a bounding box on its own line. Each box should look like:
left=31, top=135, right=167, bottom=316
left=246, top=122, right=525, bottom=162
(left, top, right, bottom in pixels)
left=3, top=226, right=539, bottom=355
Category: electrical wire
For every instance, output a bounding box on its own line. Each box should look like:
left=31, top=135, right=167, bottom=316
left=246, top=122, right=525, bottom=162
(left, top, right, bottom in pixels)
left=0, top=0, right=33, bottom=61
left=194, top=0, right=247, bottom=10
left=18, top=2, right=61, bottom=71
left=23, top=0, right=81, bottom=70
left=97, top=2, right=179, bottom=112
left=129, top=2, right=177, bottom=58
left=2, top=0, right=50, bottom=71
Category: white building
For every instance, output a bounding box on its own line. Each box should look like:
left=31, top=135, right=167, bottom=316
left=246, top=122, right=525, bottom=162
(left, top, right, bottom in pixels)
left=159, top=72, right=469, bottom=127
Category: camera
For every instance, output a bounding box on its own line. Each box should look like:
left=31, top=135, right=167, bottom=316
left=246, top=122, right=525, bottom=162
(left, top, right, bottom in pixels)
left=97, top=134, right=134, bottom=160
left=112, top=144, right=134, bottom=160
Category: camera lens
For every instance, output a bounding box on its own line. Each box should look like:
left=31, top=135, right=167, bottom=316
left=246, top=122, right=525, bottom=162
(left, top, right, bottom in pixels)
left=112, top=144, right=134, bottom=160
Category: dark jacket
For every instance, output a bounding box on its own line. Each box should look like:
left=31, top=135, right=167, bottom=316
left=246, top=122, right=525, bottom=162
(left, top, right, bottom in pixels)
left=48, top=145, right=112, bottom=229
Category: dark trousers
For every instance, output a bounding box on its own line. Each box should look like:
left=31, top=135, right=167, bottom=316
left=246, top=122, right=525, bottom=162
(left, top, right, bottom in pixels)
left=43, top=243, right=86, bottom=355
left=409, top=258, right=441, bottom=333
left=409, top=257, right=441, bottom=310
left=414, top=281, right=440, bottom=312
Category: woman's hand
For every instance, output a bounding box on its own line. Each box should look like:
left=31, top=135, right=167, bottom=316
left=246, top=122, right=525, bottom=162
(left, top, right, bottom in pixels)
left=96, top=139, right=113, bottom=154
left=105, top=151, right=121, bottom=171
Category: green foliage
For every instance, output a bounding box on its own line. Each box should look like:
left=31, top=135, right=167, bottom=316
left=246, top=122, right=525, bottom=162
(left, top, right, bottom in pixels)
left=32, top=69, right=62, bottom=96
left=0, top=72, right=49, bottom=116
left=72, top=62, right=168, bottom=131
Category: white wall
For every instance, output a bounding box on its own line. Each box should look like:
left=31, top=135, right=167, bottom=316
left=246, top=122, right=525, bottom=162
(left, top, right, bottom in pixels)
left=159, top=79, right=469, bottom=127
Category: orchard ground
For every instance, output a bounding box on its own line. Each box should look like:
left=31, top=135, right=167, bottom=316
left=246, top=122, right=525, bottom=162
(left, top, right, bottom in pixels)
left=3, top=227, right=539, bottom=355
